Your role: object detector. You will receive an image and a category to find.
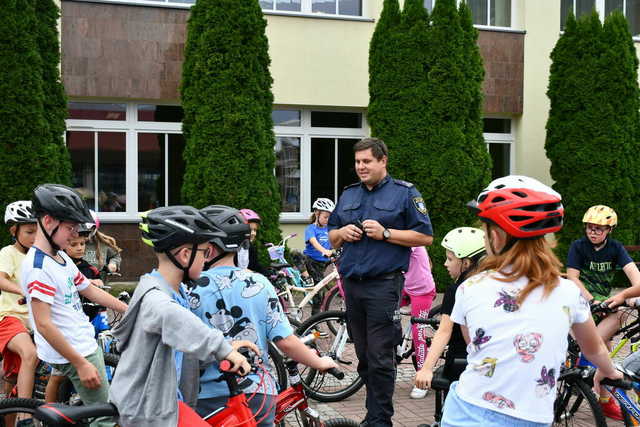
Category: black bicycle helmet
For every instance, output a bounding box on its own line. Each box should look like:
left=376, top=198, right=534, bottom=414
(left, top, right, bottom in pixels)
left=200, top=205, right=250, bottom=253
left=32, top=184, right=93, bottom=224
left=140, top=206, right=225, bottom=253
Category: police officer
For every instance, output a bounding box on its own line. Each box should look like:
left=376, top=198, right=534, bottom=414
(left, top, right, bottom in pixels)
left=328, top=138, right=433, bottom=427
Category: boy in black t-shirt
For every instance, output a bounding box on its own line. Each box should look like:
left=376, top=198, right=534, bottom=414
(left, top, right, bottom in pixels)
left=567, top=205, right=640, bottom=420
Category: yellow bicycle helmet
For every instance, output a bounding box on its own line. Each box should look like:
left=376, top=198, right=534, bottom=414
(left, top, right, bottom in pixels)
left=582, top=205, right=617, bottom=228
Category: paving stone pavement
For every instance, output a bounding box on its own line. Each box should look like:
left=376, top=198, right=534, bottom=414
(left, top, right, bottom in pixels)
left=307, top=361, right=436, bottom=427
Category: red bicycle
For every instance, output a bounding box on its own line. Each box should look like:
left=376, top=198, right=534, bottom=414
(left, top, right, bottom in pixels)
left=20, top=334, right=358, bottom=426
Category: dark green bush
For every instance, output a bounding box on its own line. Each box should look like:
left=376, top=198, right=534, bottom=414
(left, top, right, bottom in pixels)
left=0, top=0, right=71, bottom=246
left=181, top=0, right=282, bottom=252
left=546, top=11, right=640, bottom=263
left=368, top=0, right=491, bottom=291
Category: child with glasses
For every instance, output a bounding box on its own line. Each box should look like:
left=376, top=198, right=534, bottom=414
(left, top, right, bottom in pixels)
left=566, top=205, right=640, bottom=420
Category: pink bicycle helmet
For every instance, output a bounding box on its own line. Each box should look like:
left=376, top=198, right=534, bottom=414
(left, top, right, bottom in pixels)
left=240, top=208, right=261, bottom=223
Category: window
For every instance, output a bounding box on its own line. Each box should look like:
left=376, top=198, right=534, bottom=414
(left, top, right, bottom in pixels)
left=605, top=0, right=640, bottom=36
left=66, top=103, right=366, bottom=221
left=273, top=109, right=367, bottom=220
left=483, top=118, right=514, bottom=179
left=468, top=0, right=511, bottom=27
left=67, top=131, right=127, bottom=212
left=423, top=0, right=512, bottom=27
left=260, top=0, right=363, bottom=16
left=561, top=0, right=596, bottom=29
left=66, top=102, right=184, bottom=219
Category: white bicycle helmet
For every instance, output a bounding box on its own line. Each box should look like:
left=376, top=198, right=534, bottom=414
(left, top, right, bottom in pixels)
left=441, top=227, right=486, bottom=259
left=312, top=198, right=335, bottom=213
left=4, top=201, right=36, bottom=224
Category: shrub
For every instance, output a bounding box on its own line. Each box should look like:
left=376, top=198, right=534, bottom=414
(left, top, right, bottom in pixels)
left=181, top=0, right=282, bottom=252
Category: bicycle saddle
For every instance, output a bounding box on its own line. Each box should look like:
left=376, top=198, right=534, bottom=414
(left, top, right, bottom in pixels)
left=270, top=262, right=291, bottom=269
left=35, top=402, right=118, bottom=425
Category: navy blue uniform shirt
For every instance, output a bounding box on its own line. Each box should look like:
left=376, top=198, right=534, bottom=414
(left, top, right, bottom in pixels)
left=328, top=175, right=433, bottom=278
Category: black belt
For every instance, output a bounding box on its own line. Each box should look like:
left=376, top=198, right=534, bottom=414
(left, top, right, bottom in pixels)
left=348, top=271, right=402, bottom=282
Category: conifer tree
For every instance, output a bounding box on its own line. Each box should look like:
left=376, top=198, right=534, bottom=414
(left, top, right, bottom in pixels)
left=0, top=0, right=71, bottom=246
left=181, top=0, right=281, bottom=248
left=546, top=11, right=640, bottom=257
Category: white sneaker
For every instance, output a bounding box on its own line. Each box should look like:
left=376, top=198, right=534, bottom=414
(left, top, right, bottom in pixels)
left=410, top=386, right=428, bottom=399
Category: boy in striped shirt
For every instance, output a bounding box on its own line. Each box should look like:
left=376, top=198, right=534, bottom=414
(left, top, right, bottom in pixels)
left=21, top=184, right=127, bottom=427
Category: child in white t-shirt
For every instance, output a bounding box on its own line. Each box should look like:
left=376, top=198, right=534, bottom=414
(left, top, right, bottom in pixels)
left=442, top=176, right=621, bottom=426
left=21, top=184, right=128, bottom=427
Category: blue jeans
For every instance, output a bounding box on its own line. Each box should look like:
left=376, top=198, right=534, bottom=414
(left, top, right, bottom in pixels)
left=441, top=382, right=550, bottom=427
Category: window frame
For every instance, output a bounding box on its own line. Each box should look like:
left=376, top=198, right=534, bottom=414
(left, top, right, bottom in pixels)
left=426, top=0, right=514, bottom=29
left=66, top=102, right=182, bottom=222
left=274, top=108, right=368, bottom=223
left=483, top=117, right=515, bottom=178
left=562, top=0, right=640, bottom=39
left=66, top=102, right=367, bottom=223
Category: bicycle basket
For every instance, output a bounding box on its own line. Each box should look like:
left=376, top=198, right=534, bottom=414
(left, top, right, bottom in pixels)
left=268, top=245, right=285, bottom=261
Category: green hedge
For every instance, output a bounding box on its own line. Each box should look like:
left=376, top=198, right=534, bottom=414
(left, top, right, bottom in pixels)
left=0, top=0, right=71, bottom=247
left=546, top=11, right=640, bottom=262
left=368, top=0, right=491, bottom=291
left=180, top=0, right=282, bottom=253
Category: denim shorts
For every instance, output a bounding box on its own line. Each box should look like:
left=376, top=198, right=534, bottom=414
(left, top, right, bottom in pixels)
left=441, top=382, right=550, bottom=427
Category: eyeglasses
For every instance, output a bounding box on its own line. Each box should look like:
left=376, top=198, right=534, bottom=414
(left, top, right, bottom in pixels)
left=586, top=225, right=609, bottom=235
left=60, top=223, right=80, bottom=234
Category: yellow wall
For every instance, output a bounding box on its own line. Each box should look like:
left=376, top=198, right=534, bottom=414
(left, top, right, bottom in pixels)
left=265, top=9, right=379, bottom=108
left=280, top=223, right=308, bottom=250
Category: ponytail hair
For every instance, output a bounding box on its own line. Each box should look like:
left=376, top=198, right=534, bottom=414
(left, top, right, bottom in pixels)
left=476, top=227, right=562, bottom=306
left=93, top=231, right=122, bottom=267
left=309, top=212, right=317, bottom=224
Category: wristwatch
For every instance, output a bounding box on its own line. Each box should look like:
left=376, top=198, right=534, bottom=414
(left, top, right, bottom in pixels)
left=382, top=228, right=391, bottom=241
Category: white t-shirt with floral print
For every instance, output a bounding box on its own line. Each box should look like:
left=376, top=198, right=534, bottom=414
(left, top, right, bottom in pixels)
left=450, top=270, right=590, bottom=424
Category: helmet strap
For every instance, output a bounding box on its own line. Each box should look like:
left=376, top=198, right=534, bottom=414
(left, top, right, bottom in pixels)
left=204, top=252, right=227, bottom=271
left=37, top=217, right=60, bottom=253
left=165, top=243, right=198, bottom=286
left=499, top=238, right=517, bottom=255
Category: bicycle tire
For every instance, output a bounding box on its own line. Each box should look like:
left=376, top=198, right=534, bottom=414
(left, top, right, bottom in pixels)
left=321, top=283, right=344, bottom=313
left=323, top=418, right=360, bottom=427
left=268, top=341, right=288, bottom=392
left=553, top=377, right=606, bottom=427
left=0, top=398, right=45, bottom=427
left=296, top=311, right=364, bottom=402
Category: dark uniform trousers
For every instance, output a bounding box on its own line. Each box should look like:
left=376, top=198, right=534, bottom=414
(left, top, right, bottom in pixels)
left=343, top=273, right=404, bottom=427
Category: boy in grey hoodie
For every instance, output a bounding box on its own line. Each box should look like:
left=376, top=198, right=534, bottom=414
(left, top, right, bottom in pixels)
left=109, top=206, right=258, bottom=427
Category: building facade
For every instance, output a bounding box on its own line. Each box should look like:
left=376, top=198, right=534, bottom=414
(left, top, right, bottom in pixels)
left=56, top=0, right=638, bottom=279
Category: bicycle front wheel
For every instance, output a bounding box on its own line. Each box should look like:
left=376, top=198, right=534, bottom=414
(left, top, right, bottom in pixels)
left=321, top=283, right=345, bottom=313
left=0, top=398, right=45, bottom=427
left=553, top=377, right=606, bottom=427
left=296, top=311, right=364, bottom=402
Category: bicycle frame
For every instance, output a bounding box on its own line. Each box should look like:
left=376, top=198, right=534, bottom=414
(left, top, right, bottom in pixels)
left=606, top=383, right=640, bottom=424
left=280, top=269, right=340, bottom=321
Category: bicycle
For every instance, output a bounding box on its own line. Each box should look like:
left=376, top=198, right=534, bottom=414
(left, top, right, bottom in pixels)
left=552, top=301, right=640, bottom=426
left=294, top=305, right=442, bottom=403
left=267, top=234, right=344, bottom=323
left=20, top=335, right=359, bottom=427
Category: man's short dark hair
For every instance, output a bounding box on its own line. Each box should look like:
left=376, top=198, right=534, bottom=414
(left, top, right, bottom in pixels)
left=353, top=138, right=388, bottom=161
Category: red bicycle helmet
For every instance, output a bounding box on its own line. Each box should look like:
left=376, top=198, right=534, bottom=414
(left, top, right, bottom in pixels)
left=467, top=175, right=563, bottom=239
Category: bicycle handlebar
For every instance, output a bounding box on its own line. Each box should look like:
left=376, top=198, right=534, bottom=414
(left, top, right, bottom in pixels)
left=327, top=367, right=344, bottom=380
left=601, top=377, right=633, bottom=390
left=410, top=317, right=440, bottom=327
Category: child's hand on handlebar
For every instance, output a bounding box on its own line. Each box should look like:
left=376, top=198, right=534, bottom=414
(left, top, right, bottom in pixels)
left=316, top=356, right=338, bottom=372
left=604, top=293, right=626, bottom=309
left=231, top=340, right=261, bottom=356
left=224, top=350, right=251, bottom=376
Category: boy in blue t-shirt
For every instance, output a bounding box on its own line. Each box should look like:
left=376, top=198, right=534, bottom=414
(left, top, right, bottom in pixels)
left=192, top=205, right=336, bottom=426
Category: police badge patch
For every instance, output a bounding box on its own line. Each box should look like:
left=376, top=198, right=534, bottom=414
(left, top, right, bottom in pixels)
left=413, top=197, right=427, bottom=214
